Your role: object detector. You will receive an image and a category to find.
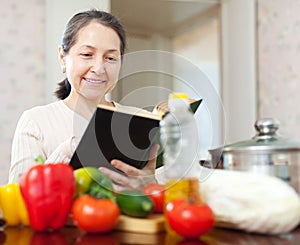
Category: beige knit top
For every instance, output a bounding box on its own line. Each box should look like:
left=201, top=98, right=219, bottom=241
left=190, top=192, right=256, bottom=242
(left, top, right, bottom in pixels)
left=9, top=100, right=144, bottom=183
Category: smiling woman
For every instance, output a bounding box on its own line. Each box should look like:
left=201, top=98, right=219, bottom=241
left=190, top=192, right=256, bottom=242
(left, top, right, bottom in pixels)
left=58, top=21, right=122, bottom=115
left=8, top=9, right=159, bottom=192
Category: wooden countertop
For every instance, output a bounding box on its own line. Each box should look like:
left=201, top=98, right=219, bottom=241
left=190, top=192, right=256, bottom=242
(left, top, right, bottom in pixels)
left=1, top=225, right=299, bottom=244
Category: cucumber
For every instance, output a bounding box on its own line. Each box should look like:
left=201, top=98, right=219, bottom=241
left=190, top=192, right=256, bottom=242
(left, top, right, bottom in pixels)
left=116, top=190, right=154, bottom=218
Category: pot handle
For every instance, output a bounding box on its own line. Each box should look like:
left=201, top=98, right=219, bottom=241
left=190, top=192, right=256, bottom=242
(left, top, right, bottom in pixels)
left=254, top=118, right=280, bottom=137
left=199, top=158, right=223, bottom=169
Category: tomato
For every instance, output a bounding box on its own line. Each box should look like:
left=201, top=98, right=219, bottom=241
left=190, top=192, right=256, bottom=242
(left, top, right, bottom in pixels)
left=166, top=198, right=214, bottom=238
left=72, top=195, right=120, bottom=233
left=142, top=183, right=165, bottom=213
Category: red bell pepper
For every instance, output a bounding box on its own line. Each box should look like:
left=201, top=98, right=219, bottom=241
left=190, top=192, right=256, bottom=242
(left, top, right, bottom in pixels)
left=19, top=163, right=75, bottom=231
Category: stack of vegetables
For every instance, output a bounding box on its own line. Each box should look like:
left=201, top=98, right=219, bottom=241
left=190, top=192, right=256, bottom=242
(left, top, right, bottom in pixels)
left=0, top=159, right=215, bottom=240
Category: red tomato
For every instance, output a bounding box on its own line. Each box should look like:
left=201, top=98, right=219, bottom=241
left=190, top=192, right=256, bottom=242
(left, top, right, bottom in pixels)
left=143, top=183, right=165, bottom=213
left=72, top=195, right=120, bottom=233
left=166, top=198, right=214, bottom=238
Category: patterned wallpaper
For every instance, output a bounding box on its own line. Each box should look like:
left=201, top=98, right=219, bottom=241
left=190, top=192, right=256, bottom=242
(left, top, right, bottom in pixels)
left=257, top=0, right=300, bottom=138
left=0, top=0, right=45, bottom=185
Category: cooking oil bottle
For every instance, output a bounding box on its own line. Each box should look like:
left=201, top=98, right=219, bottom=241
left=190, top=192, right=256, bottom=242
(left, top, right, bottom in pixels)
left=159, top=93, right=201, bottom=233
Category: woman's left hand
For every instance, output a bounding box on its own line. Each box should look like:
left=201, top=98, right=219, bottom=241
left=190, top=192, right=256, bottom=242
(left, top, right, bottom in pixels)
left=99, top=144, right=160, bottom=192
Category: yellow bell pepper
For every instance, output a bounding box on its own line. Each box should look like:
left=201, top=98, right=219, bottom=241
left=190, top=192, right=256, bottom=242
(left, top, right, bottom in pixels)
left=0, top=183, right=29, bottom=226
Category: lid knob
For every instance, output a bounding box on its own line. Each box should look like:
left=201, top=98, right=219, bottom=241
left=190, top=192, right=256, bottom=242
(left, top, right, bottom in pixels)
left=254, top=118, right=280, bottom=136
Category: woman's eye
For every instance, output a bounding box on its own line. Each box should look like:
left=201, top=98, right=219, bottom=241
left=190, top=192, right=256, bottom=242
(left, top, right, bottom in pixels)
left=80, top=53, right=92, bottom=57
left=105, top=56, right=119, bottom=63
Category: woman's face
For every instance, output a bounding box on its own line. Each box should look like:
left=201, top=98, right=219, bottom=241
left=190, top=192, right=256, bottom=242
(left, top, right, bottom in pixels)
left=59, top=21, right=121, bottom=103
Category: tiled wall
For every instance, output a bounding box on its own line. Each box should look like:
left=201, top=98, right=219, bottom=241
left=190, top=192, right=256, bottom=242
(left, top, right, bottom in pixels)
left=0, top=0, right=45, bottom=185
left=257, top=0, right=300, bottom=138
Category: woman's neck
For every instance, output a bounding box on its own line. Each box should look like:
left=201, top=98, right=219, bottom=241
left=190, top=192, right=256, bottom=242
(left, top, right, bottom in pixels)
left=63, top=93, right=114, bottom=120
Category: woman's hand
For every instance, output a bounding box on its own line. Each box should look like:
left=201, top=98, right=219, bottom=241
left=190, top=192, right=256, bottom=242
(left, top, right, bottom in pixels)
left=99, top=144, right=160, bottom=193
left=45, top=136, right=77, bottom=164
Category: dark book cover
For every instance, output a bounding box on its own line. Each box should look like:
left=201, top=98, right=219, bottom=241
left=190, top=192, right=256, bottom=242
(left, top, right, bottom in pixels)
left=69, top=99, right=202, bottom=174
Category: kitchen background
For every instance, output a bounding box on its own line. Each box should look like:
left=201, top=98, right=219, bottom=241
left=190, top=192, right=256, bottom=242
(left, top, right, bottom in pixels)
left=0, top=0, right=299, bottom=185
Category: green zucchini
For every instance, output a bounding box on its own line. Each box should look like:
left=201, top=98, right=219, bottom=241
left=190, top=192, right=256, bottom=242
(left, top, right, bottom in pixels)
left=116, top=190, right=154, bottom=218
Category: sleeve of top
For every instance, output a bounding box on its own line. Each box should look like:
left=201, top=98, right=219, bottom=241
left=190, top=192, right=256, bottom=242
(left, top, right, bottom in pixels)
left=9, top=111, right=45, bottom=183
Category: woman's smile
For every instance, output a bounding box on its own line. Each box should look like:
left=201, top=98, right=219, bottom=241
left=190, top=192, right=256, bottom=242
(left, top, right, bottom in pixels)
left=83, top=77, right=106, bottom=86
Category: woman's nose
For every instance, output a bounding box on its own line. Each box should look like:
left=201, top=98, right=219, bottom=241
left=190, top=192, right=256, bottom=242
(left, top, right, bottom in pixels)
left=91, top=59, right=105, bottom=74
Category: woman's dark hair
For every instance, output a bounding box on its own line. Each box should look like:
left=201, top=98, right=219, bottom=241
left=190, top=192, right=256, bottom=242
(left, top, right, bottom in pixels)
left=54, top=9, right=127, bottom=99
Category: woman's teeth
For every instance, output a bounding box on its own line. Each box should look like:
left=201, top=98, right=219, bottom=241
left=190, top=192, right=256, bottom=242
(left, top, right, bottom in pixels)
left=85, top=78, right=104, bottom=84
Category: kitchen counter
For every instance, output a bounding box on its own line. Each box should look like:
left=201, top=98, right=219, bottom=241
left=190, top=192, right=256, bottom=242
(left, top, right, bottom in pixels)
left=1, top=225, right=299, bottom=244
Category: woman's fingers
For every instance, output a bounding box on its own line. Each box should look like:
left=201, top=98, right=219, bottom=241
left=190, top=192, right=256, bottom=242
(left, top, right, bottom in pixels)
left=111, top=160, right=140, bottom=176
left=99, top=167, right=127, bottom=183
left=98, top=145, right=160, bottom=191
left=99, top=166, right=141, bottom=190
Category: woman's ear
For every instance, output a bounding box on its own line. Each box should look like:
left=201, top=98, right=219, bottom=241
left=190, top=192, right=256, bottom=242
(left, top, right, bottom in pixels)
left=58, top=46, right=66, bottom=73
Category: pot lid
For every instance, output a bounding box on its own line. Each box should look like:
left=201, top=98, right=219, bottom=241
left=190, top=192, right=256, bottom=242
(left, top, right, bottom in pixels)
left=216, top=118, right=300, bottom=152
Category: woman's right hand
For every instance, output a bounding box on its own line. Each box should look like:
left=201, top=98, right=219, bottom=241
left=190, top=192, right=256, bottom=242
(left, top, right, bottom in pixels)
left=45, top=136, right=77, bottom=164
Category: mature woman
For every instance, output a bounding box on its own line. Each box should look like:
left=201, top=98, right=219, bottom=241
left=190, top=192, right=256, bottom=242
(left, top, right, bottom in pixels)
left=9, top=9, right=159, bottom=191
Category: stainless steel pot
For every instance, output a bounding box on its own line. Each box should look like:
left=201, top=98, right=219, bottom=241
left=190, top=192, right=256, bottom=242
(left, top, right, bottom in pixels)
left=208, top=118, right=300, bottom=192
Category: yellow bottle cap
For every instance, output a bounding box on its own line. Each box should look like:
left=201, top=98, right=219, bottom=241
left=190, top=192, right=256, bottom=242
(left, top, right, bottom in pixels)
left=169, top=92, right=188, bottom=99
